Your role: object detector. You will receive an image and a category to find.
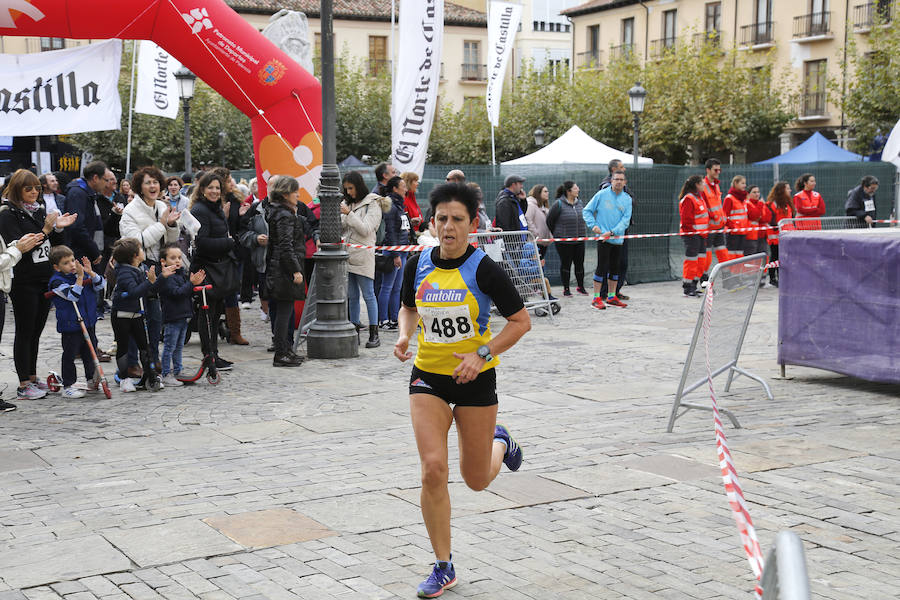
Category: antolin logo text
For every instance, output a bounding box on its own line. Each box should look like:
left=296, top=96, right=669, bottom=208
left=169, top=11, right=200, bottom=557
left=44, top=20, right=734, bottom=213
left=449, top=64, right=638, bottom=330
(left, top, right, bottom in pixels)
left=421, top=289, right=466, bottom=303
left=0, top=73, right=101, bottom=114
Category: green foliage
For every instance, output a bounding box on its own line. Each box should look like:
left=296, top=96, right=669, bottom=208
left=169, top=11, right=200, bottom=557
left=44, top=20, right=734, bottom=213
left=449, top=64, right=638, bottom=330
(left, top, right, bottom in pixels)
left=333, top=50, right=393, bottom=163
left=71, top=42, right=253, bottom=174
left=841, top=15, right=900, bottom=154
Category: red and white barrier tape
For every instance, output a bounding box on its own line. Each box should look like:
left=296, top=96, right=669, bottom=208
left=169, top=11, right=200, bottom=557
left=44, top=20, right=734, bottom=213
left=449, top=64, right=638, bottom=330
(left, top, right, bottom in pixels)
left=345, top=220, right=897, bottom=251
left=702, top=280, right=766, bottom=597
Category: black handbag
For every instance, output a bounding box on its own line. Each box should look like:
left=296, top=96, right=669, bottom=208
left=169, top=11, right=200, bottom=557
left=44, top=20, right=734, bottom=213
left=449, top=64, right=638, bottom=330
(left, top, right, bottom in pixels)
left=374, top=251, right=395, bottom=273
left=202, top=257, right=240, bottom=298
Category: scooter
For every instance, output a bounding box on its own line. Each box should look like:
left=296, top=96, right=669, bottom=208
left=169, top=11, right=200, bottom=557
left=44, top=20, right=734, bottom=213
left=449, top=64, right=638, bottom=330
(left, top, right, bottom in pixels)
left=176, top=285, right=220, bottom=385
left=43, top=290, right=113, bottom=399
left=137, top=297, right=163, bottom=392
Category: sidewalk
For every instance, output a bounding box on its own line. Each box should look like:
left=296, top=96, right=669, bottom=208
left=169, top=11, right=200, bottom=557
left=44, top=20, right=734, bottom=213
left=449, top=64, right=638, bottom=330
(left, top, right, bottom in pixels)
left=0, top=281, right=897, bottom=599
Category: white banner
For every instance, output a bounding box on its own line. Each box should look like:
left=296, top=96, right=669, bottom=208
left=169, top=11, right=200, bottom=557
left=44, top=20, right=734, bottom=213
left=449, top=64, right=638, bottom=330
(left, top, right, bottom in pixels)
left=391, top=0, right=444, bottom=177
left=135, top=40, right=182, bottom=119
left=0, top=39, right=122, bottom=136
left=486, top=1, right=522, bottom=127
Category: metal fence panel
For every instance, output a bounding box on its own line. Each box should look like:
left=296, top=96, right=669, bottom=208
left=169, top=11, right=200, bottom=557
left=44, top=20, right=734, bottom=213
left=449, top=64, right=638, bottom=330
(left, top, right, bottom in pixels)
left=667, top=253, right=774, bottom=432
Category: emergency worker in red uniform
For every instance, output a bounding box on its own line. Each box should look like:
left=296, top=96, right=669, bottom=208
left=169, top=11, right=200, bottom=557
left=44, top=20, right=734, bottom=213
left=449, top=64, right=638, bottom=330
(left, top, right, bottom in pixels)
left=793, top=173, right=825, bottom=230
left=745, top=184, right=770, bottom=258
left=723, top=175, right=753, bottom=261
left=699, top=158, right=728, bottom=278
left=766, top=181, right=795, bottom=287
left=679, top=175, right=708, bottom=297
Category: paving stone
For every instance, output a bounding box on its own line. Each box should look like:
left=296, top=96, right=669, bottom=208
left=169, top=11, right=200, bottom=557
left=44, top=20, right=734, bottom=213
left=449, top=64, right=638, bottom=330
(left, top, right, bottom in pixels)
left=619, top=454, right=721, bottom=481
left=213, top=421, right=308, bottom=443
left=0, top=450, right=49, bottom=473
left=389, top=482, right=517, bottom=516
left=102, top=519, right=242, bottom=567
left=485, top=473, right=590, bottom=506
left=543, top=464, right=674, bottom=496
left=0, top=536, right=130, bottom=589
left=203, top=508, right=336, bottom=549
left=297, top=492, right=423, bottom=534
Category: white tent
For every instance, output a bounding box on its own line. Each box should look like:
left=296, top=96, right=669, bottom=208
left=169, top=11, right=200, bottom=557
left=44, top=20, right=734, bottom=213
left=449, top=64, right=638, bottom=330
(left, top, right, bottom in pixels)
left=501, top=125, right=653, bottom=165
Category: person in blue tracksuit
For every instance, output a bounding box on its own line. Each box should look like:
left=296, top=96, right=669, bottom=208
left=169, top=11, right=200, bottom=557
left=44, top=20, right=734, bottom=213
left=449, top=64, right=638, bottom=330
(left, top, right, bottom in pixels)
left=582, top=171, right=632, bottom=310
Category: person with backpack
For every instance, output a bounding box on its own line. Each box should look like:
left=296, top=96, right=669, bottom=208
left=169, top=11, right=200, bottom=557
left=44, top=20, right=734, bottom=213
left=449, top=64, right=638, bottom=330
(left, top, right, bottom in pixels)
left=340, top=171, right=392, bottom=348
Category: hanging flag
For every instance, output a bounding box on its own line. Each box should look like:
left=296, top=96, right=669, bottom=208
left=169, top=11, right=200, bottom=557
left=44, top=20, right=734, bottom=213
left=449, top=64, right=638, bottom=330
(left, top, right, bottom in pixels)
left=880, top=118, right=900, bottom=170
left=0, top=39, right=122, bottom=136
left=486, top=1, right=522, bottom=128
left=391, top=0, right=444, bottom=177
left=135, top=40, right=183, bottom=119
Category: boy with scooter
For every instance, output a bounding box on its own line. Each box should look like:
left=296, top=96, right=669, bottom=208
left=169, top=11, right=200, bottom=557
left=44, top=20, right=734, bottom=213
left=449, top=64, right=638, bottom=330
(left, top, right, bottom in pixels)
left=157, top=243, right=205, bottom=387
left=48, top=246, right=106, bottom=398
left=110, top=238, right=170, bottom=393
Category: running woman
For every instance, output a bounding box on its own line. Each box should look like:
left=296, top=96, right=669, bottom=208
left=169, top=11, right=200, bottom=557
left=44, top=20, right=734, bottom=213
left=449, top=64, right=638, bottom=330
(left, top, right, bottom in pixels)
left=394, top=182, right=531, bottom=598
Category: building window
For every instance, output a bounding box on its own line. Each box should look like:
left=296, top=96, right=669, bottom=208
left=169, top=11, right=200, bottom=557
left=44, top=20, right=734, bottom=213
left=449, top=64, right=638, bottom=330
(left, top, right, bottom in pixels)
left=705, top=3, right=722, bottom=33
left=368, top=35, right=388, bottom=76
left=803, top=59, right=827, bottom=115
left=588, top=24, right=600, bottom=53
left=40, top=37, right=65, bottom=52
left=622, top=17, right=634, bottom=46
left=462, top=41, right=484, bottom=80
left=755, top=0, right=772, bottom=24
left=463, top=96, right=480, bottom=117
left=663, top=10, right=677, bottom=45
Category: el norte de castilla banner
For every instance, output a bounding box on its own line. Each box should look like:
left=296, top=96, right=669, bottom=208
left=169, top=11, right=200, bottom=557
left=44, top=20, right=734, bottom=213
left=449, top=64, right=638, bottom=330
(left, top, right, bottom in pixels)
left=391, top=0, right=444, bottom=177
left=135, top=40, right=182, bottom=120
left=486, top=1, right=522, bottom=128
left=0, top=38, right=122, bottom=135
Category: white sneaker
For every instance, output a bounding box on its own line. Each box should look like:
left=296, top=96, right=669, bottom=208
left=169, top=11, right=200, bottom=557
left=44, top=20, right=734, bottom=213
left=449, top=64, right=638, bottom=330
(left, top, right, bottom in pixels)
left=161, top=374, right=183, bottom=387
left=240, top=301, right=252, bottom=310
left=62, top=386, right=86, bottom=399
left=120, top=378, right=136, bottom=393
left=259, top=308, right=269, bottom=322
left=17, top=384, right=47, bottom=400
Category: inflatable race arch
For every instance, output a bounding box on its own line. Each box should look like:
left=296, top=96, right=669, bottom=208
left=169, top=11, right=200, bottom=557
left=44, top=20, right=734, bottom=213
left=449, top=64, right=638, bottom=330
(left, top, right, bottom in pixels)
left=0, top=0, right=322, bottom=199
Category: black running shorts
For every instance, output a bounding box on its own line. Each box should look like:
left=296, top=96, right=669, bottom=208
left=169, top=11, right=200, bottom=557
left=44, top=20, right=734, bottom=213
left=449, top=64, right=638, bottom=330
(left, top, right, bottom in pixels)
left=409, top=365, right=498, bottom=407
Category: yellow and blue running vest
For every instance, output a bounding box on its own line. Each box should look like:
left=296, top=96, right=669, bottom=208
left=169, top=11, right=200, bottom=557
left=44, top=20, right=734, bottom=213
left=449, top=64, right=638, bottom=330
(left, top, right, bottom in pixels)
left=413, top=248, right=495, bottom=375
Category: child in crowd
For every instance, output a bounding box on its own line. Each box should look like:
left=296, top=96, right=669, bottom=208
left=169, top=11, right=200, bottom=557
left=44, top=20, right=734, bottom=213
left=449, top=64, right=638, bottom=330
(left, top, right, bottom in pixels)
left=48, top=246, right=105, bottom=399
left=157, top=243, right=205, bottom=387
left=111, top=237, right=170, bottom=392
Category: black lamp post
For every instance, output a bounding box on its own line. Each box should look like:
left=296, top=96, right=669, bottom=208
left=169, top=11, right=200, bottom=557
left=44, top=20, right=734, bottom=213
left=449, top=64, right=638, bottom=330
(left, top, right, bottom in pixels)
left=174, top=67, right=197, bottom=174
left=306, top=0, right=358, bottom=359
left=217, top=130, right=227, bottom=167
left=628, top=82, right=647, bottom=167
left=533, top=128, right=546, bottom=147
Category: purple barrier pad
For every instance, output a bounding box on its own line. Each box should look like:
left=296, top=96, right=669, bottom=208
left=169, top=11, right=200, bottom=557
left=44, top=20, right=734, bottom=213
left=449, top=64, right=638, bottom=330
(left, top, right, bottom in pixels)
left=778, top=229, right=900, bottom=384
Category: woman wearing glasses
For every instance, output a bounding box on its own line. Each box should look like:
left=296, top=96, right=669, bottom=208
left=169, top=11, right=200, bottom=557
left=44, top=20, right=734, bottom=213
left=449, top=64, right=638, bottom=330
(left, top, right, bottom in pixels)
left=0, top=169, right=76, bottom=400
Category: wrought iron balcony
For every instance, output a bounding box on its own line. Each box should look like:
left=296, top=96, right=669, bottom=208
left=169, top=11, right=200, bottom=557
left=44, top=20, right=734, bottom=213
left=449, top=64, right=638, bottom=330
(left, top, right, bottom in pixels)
left=739, top=21, right=775, bottom=46
left=649, top=37, right=678, bottom=59
left=609, top=43, right=635, bottom=61
left=367, top=58, right=390, bottom=77
left=460, top=63, right=487, bottom=81
left=800, top=91, right=828, bottom=118
left=693, top=30, right=722, bottom=47
left=853, top=2, right=894, bottom=30
left=793, top=12, right=832, bottom=38
left=576, top=49, right=603, bottom=69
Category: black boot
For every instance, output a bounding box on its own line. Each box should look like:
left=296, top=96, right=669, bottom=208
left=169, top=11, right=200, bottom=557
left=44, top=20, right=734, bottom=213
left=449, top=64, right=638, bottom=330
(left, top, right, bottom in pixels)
left=273, top=352, right=303, bottom=367
left=770, top=269, right=779, bottom=287
left=366, top=325, right=381, bottom=348
left=683, top=281, right=699, bottom=297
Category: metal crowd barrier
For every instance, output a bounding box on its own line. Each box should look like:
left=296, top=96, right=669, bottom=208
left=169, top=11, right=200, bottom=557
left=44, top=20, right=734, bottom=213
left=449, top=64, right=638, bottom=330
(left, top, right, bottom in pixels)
left=779, top=215, right=874, bottom=233
left=667, top=253, right=774, bottom=432
left=468, top=230, right=556, bottom=320
left=760, top=531, right=811, bottom=600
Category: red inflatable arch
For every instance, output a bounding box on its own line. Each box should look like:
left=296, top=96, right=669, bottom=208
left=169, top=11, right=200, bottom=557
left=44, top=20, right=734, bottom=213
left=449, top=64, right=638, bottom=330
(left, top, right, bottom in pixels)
left=0, top=0, right=322, bottom=200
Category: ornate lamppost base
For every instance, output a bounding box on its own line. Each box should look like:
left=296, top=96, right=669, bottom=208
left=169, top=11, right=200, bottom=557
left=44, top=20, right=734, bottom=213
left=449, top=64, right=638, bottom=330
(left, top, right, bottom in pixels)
left=306, top=244, right=359, bottom=359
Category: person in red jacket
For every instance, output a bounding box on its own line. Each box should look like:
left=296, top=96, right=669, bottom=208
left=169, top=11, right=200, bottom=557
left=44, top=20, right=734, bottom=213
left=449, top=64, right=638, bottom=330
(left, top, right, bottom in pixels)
left=723, top=175, right=752, bottom=261
left=699, top=158, right=728, bottom=279
left=766, top=182, right=795, bottom=287
left=745, top=184, right=770, bottom=258
left=793, top=173, right=825, bottom=230
left=679, top=175, right=708, bottom=297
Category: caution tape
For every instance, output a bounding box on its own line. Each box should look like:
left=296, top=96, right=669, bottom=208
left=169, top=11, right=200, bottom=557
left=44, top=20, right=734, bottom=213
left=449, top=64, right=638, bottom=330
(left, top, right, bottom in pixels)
left=344, top=220, right=897, bottom=251
left=702, top=279, right=766, bottom=597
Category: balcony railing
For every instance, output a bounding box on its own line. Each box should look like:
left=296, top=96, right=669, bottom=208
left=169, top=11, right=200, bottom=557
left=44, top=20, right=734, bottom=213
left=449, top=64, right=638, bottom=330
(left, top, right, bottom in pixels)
left=800, top=91, right=828, bottom=117
left=576, top=49, right=603, bottom=69
left=693, top=30, right=722, bottom=47
left=740, top=21, right=775, bottom=46
left=460, top=63, right=487, bottom=81
left=853, top=2, right=894, bottom=29
left=649, top=37, right=678, bottom=58
left=609, top=43, right=634, bottom=61
left=367, top=58, right=390, bottom=77
left=793, top=12, right=832, bottom=38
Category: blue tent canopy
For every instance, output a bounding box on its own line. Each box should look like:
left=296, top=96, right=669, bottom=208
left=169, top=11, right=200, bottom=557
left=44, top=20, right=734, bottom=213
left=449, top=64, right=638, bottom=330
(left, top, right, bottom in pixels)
left=756, top=132, right=862, bottom=164
left=339, top=155, right=366, bottom=168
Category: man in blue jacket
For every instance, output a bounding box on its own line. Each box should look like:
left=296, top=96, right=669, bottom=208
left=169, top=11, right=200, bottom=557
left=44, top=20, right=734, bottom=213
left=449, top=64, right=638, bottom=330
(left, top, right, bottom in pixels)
left=583, top=171, right=632, bottom=310
left=64, top=160, right=108, bottom=263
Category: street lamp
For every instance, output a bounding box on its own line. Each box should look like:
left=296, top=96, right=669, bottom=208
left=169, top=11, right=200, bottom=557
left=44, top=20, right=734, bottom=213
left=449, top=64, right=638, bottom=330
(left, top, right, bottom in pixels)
left=217, top=130, right=227, bottom=167
left=628, top=81, right=647, bottom=167
left=533, top=127, right=546, bottom=147
left=174, top=67, right=197, bottom=174
left=306, top=0, right=358, bottom=359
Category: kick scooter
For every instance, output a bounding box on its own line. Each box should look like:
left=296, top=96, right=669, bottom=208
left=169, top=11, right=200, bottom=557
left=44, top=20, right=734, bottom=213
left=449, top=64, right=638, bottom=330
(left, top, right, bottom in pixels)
left=176, top=285, right=219, bottom=385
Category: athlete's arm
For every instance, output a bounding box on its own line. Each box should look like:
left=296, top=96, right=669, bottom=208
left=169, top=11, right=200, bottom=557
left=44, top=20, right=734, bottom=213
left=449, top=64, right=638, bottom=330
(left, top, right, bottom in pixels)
left=394, top=304, right=419, bottom=362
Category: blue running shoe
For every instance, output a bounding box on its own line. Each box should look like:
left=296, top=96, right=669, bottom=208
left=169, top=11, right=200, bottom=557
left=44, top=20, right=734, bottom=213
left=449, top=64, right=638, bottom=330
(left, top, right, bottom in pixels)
left=417, top=559, right=456, bottom=598
left=494, top=424, right=523, bottom=471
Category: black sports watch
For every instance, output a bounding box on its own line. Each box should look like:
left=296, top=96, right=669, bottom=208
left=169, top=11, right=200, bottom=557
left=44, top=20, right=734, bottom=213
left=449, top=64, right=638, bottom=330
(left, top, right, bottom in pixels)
left=476, top=344, right=493, bottom=362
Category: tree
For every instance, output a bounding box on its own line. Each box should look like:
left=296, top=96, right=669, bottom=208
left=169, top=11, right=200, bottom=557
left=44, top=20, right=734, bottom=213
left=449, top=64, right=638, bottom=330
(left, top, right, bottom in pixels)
left=841, top=15, right=900, bottom=155
left=333, top=52, right=393, bottom=163
left=71, top=42, right=253, bottom=174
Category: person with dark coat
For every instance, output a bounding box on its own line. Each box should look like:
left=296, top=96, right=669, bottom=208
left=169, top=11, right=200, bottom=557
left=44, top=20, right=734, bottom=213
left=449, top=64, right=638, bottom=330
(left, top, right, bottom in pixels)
left=845, top=175, right=879, bottom=226
left=0, top=169, right=76, bottom=400
left=63, top=160, right=108, bottom=263
left=376, top=176, right=408, bottom=329
left=546, top=181, right=587, bottom=296
left=189, top=171, right=236, bottom=371
left=94, top=169, right=126, bottom=320
left=265, top=175, right=307, bottom=367
left=493, top=175, right=528, bottom=233
left=211, top=167, right=249, bottom=345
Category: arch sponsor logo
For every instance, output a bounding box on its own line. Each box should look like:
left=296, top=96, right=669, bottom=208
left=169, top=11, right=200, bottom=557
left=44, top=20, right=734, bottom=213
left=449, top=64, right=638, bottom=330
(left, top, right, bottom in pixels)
left=258, top=59, right=286, bottom=86
left=182, top=7, right=213, bottom=34
left=0, top=0, right=45, bottom=29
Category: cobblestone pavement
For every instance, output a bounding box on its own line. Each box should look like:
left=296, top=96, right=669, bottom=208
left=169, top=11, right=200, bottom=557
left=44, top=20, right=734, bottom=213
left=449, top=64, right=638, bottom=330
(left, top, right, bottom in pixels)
left=0, top=281, right=898, bottom=600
